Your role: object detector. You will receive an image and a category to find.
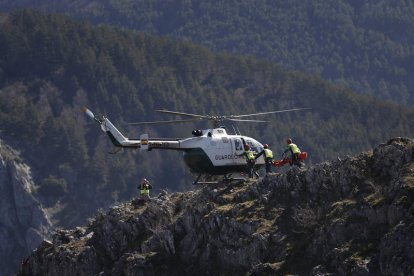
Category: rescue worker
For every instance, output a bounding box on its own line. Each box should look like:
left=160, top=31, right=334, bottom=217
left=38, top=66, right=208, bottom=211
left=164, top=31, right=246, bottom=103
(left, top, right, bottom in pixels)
left=283, top=138, right=302, bottom=167
left=138, top=178, right=153, bottom=199
left=238, top=144, right=259, bottom=178
left=255, top=144, right=273, bottom=173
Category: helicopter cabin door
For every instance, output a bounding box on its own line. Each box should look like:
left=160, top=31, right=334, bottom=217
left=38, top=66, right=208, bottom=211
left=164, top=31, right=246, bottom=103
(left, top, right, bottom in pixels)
left=205, top=135, right=233, bottom=166
left=232, top=138, right=245, bottom=165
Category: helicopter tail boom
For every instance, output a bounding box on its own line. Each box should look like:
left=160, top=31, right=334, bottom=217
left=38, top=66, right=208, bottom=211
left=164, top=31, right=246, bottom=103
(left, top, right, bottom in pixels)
left=83, top=107, right=139, bottom=148
left=101, top=117, right=129, bottom=147
left=83, top=107, right=186, bottom=150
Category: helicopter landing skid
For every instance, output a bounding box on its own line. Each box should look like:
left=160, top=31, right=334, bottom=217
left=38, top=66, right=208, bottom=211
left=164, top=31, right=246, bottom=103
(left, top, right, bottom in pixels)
left=192, top=174, right=203, bottom=185
left=192, top=174, right=246, bottom=185
left=196, top=181, right=220, bottom=185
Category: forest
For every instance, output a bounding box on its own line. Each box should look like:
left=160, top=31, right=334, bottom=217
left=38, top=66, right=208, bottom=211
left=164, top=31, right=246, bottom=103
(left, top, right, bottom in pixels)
left=1, top=10, right=413, bottom=227
left=0, top=0, right=413, bottom=104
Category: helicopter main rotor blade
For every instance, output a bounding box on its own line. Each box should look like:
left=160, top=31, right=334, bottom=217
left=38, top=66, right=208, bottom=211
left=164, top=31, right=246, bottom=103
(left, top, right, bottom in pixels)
left=230, top=107, right=311, bottom=118
left=128, top=118, right=203, bottom=125
left=155, top=109, right=207, bottom=119
left=227, top=118, right=269, bottom=123
left=137, top=107, right=311, bottom=127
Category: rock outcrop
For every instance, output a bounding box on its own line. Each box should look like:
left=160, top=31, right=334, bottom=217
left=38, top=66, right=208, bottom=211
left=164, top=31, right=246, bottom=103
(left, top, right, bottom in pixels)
left=0, top=140, right=53, bottom=276
left=18, top=138, right=414, bottom=275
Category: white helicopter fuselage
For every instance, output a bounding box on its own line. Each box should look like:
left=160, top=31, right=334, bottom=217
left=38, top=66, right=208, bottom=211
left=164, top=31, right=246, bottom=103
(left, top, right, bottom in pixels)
left=97, top=115, right=266, bottom=175
left=178, top=128, right=265, bottom=174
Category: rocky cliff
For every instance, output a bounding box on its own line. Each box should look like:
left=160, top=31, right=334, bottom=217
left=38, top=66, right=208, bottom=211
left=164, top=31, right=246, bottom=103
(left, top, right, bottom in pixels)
left=0, top=140, right=53, bottom=276
left=18, top=138, right=414, bottom=275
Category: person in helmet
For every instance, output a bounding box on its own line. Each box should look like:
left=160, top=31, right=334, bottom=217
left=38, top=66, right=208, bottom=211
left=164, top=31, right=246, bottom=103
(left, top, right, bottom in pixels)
left=138, top=177, right=153, bottom=199
left=283, top=138, right=302, bottom=167
left=237, top=144, right=259, bottom=178
left=255, top=143, right=274, bottom=174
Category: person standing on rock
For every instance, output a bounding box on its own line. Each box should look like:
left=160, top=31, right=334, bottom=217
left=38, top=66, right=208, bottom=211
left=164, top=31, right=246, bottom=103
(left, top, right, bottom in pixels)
left=283, top=138, right=303, bottom=167
left=237, top=144, right=259, bottom=178
left=255, top=143, right=274, bottom=174
left=139, top=178, right=153, bottom=199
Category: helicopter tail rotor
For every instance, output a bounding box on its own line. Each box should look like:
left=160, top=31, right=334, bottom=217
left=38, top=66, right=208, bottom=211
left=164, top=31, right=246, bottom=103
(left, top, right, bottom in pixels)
left=83, top=106, right=101, bottom=123
left=83, top=107, right=128, bottom=147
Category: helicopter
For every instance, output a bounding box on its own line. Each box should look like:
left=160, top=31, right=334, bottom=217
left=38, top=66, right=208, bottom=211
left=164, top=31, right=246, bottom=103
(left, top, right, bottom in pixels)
left=83, top=107, right=309, bottom=184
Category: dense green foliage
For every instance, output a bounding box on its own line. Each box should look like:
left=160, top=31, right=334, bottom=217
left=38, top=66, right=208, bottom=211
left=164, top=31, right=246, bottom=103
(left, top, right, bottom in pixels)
left=1, top=10, right=413, bottom=226
left=0, top=0, right=413, bottom=104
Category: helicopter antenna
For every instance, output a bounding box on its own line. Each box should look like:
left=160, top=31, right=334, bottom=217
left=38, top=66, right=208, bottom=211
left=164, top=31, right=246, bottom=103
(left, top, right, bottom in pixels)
left=231, top=125, right=237, bottom=135
left=236, top=125, right=242, bottom=135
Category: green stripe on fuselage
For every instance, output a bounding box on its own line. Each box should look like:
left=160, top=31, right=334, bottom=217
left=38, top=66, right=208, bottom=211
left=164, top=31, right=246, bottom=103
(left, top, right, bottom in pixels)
left=106, top=131, right=122, bottom=146
left=183, top=148, right=213, bottom=173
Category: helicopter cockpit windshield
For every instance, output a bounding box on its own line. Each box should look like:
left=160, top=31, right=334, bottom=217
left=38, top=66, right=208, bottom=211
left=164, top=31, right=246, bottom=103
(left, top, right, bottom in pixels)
left=246, top=140, right=263, bottom=153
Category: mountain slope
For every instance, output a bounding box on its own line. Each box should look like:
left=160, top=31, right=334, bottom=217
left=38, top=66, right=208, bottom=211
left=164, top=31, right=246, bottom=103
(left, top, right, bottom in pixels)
left=0, top=139, right=53, bottom=276
left=0, top=1, right=413, bottom=104
left=1, top=10, right=414, bottom=228
left=18, top=137, right=414, bottom=275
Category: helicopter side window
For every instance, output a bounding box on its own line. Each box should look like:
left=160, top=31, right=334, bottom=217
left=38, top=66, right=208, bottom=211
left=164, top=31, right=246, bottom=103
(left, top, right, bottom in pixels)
left=234, top=139, right=243, bottom=151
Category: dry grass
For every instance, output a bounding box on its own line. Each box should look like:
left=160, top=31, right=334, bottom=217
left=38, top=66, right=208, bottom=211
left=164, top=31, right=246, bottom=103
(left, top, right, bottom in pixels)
left=67, top=238, right=87, bottom=250
left=327, top=199, right=356, bottom=219
left=365, top=194, right=386, bottom=207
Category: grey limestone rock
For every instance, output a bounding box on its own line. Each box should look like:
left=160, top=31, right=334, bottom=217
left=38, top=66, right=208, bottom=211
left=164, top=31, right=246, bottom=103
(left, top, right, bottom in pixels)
left=17, top=137, right=414, bottom=275
left=0, top=140, right=52, bottom=276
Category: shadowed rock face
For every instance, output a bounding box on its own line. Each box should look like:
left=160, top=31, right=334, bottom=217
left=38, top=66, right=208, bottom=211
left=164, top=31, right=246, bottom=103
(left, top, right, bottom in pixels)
left=18, top=137, right=414, bottom=276
left=0, top=140, right=52, bottom=276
